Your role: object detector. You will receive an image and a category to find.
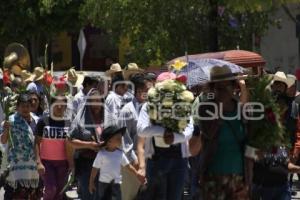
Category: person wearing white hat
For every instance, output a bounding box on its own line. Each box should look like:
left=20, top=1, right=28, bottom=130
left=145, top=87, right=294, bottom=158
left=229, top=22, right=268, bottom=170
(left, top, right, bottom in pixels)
left=271, top=71, right=289, bottom=96
left=20, top=70, right=34, bottom=85
left=123, top=63, right=144, bottom=80
left=65, top=68, right=85, bottom=88
left=106, top=63, right=123, bottom=79
left=123, top=63, right=145, bottom=104
left=104, top=74, right=128, bottom=128
left=26, top=67, right=46, bottom=95
left=286, top=74, right=299, bottom=98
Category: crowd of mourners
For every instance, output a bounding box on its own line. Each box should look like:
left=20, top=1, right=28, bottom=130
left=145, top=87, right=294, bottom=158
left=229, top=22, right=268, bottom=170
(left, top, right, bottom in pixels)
left=1, top=61, right=300, bottom=200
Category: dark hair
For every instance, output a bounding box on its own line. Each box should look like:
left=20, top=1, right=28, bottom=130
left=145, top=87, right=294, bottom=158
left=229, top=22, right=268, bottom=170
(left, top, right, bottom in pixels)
left=50, top=95, right=68, bottom=105
left=82, top=76, right=99, bottom=88
left=144, top=72, right=157, bottom=82
left=17, top=93, right=31, bottom=106
left=29, top=91, right=41, bottom=100
left=28, top=91, right=44, bottom=115
left=86, top=89, right=104, bottom=121
left=130, top=75, right=147, bottom=94
left=111, top=74, right=125, bottom=88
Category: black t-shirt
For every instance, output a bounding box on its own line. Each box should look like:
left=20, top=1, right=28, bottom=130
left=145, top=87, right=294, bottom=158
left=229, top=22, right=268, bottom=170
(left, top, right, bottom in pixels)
left=35, top=116, right=71, bottom=139
left=252, top=147, right=289, bottom=187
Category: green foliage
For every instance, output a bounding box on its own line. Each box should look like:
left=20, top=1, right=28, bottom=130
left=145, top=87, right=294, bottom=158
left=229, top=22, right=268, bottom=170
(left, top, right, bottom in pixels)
left=0, top=0, right=83, bottom=47
left=80, top=0, right=298, bottom=66
left=247, top=76, right=289, bottom=150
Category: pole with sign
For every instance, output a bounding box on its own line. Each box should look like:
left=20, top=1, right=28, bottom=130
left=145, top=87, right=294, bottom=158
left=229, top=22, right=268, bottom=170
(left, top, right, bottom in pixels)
left=77, top=29, right=86, bottom=71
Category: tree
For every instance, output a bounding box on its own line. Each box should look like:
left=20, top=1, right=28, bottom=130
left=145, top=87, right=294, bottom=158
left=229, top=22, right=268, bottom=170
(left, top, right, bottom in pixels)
left=0, top=0, right=83, bottom=67
left=80, top=0, right=299, bottom=66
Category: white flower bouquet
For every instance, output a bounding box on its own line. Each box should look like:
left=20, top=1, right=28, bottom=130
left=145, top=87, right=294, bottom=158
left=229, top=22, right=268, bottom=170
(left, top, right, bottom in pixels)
left=147, top=75, right=194, bottom=133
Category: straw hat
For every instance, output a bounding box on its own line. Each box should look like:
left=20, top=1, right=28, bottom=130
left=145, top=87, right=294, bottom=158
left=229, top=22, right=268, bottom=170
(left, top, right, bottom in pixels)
left=272, top=71, right=289, bottom=87
left=105, top=63, right=123, bottom=76
left=209, top=65, right=243, bottom=82
left=20, top=70, right=34, bottom=83
left=33, top=67, right=45, bottom=81
left=65, top=68, right=85, bottom=87
left=11, top=65, right=22, bottom=76
left=287, top=74, right=296, bottom=88
left=123, top=63, right=144, bottom=80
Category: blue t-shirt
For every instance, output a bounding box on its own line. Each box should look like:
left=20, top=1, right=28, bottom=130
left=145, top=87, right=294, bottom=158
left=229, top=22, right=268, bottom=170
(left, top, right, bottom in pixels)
left=208, top=112, right=245, bottom=175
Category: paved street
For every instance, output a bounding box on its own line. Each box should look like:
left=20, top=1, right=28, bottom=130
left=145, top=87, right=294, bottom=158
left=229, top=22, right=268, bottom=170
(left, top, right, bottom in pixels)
left=0, top=177, right=300, bottom=199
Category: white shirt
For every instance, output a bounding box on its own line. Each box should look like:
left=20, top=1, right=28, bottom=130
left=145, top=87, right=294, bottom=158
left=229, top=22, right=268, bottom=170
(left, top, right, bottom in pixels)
left=118, top=99, right=143, bottom=162
left=93, top=149, right=129, bottom=184
left=104, top=91, right=124, bottom=128
left=137, top=103, right=193, bottom=159
left=73, top=90, right=85, bottom=111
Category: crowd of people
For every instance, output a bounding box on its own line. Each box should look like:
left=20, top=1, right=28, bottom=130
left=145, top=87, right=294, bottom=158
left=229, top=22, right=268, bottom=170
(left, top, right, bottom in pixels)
left=1, top=61, right=300, bottom=200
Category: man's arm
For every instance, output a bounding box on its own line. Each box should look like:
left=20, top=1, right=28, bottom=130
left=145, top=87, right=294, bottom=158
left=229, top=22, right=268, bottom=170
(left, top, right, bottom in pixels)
left=137, top=104, right=165, bottom=138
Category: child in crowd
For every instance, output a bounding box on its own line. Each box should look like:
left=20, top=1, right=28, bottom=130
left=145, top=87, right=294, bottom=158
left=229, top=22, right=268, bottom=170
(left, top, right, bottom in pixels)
left=89, top=126, right=145, bottom=200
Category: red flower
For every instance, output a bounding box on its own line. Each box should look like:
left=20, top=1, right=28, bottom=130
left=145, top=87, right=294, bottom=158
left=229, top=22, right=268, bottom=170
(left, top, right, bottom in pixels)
left=265, top=108, right=276, bottom=124
left=44, top=71, right=53, bottom=87
left=55, top=76, right=66, bottom=90
left=3, top=70, right=11, bottom=86
left=295, top=68, right=300, bottom=81
left=175, top=75, right=187, bottom=84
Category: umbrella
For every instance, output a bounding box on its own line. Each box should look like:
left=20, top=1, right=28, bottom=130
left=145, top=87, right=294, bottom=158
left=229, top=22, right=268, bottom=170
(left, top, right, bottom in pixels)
left=174, top=58, right=248, bottom=88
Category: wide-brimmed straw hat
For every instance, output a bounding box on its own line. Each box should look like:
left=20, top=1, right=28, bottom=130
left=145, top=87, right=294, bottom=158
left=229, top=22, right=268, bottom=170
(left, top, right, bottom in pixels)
left=209, top=65, right=244, bottom=82
left=106, top=63, right=123, bottom=76
left=123, top=63, right=144, bottom=80
left=272, top=71, right=289, bottom=87
left=11, top=65, right=22, bottom=76
left=65, top=68, right=85, bottom=87
left=287, top=74, right=296, bottom=88
left=20, top=70, right=34, bottom=83
left=33, top=67, right=45, bottom=81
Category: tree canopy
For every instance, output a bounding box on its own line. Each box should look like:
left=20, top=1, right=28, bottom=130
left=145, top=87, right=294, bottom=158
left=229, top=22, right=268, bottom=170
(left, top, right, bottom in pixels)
left=80, top=0, right=300, bottom=66
left=0, top=0, right=83, bottom=66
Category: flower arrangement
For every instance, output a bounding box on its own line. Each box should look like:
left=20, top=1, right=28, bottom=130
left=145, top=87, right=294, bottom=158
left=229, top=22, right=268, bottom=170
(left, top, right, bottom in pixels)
left=0, top=88, right=18, bottom=148
left=147, top=60, right=194, bottom=133
left=246, top=75, right=288, bottom=151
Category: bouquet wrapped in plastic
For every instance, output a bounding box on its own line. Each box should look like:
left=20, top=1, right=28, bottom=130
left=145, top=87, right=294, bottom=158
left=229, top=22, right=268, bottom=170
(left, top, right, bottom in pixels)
left=147, top=60, right=194, bottom=133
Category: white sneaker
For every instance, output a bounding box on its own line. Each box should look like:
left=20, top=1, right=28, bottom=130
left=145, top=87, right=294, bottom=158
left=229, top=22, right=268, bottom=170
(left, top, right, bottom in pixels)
left=65, top=190, right=79, bottom=199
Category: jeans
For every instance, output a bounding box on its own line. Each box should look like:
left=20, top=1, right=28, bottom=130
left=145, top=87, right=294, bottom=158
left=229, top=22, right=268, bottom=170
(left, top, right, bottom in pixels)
left=146, top=157, right=188, bottom=200
left=252, top=183, right=291, bottom=200
left=188, top=155, right=202, bottom=200
left=42, top=159, right=69, bottom=200
left=76, top=158, right=97, bottom=200
left=98, top=181, right=121, bottom=200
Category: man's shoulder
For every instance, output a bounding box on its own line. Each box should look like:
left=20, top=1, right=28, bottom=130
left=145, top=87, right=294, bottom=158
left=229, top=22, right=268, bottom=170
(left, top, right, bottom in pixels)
left=121, top=101, right=134, bottom=112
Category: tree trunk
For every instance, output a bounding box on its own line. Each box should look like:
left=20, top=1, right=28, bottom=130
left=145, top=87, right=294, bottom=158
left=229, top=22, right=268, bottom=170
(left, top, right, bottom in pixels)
left=208, top=0, right=219, bottom=51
